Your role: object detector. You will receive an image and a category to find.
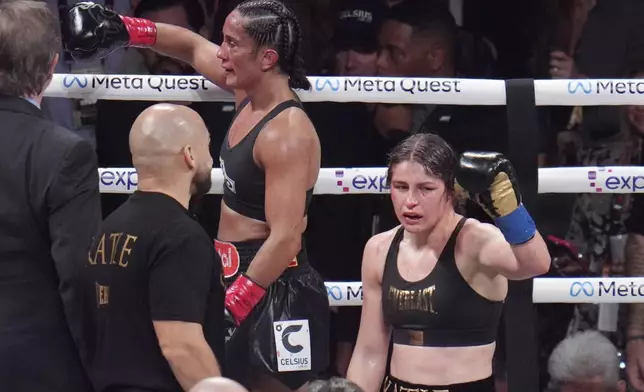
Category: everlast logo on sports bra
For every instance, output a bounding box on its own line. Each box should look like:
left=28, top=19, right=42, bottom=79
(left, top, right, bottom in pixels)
left=220, top=157, right=236, bottom=194
left=388, top=286, right=437, bottom=314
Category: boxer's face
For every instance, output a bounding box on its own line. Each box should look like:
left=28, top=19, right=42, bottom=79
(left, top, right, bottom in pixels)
left=218, top=10, right=269, bottom=90
left=389, top=160, right=452, bottom=233
left=190, top=130, right=213, bottom=198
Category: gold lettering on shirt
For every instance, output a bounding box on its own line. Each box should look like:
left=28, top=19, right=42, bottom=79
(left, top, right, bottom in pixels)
left=118, top=235, right=137, bottom=268
left=88, top=234, right=106, bottom=265
left=109, top=233, right=123, bottom=264
left=96, top=282, right=109, bottom=307
left=389, top=285, right=437, bottom=314
left=88, top=233, right=138, bottom=269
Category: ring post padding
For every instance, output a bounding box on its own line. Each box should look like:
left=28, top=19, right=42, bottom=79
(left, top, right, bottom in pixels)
left=504, top=79, right=539, bottom=392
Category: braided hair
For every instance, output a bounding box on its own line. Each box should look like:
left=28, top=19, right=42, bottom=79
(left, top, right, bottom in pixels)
left=235, top=0, right=310, bottom=90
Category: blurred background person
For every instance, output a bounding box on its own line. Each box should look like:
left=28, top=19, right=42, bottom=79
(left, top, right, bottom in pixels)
left=303, top=0, right=388, bottom=377
left=546, top=331, right=626, bottom=392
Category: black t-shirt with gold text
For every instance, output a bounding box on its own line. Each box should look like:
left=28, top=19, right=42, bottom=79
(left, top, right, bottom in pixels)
left=78, top=191, right=225, bottom=392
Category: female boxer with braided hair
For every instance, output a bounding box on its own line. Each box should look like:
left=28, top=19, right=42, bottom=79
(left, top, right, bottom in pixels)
left=66, top=1, right=327, bottom=391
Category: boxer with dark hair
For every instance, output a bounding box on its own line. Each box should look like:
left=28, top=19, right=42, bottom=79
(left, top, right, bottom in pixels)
left=65, top=1, right=329, bottom=391
left=347, top=133, right=551, bottom=392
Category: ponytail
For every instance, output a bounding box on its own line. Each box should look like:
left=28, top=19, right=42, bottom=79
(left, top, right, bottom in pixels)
left=288, top=67, right=311, bottom=90
left=284, top=14, right=310, bottom=90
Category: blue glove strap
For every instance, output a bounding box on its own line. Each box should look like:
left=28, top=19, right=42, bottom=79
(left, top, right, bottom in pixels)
left=494, top=204, right=536, bottom=245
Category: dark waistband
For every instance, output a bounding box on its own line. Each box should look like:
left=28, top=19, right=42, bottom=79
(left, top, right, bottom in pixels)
left=392, top=327, right=497, bottom=347
left=383, top=374, right=495, bottom=392
left=104, top=387, right=160, bottom=392
left=214, top=237, right=309, bottom=282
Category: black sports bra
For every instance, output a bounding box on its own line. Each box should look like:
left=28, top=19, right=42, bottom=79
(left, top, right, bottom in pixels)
left=381, top=218, right=504, bottom=347
left=219, top=97, right=314, bottom=222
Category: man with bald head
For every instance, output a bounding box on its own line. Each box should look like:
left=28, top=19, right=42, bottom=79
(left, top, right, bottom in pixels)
left=77, top=103, right=225, bottom=392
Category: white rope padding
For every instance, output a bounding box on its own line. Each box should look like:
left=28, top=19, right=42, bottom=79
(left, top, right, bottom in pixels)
left=327, top=277, right=644, bottom=306
left=45, top=74, right=644, bottom=106
left=99, top=166, right=644, bottom=195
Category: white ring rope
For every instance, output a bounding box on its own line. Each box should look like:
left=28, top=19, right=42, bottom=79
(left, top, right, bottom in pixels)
left=98, top=166, right=644, bottom=195
left=100, top=165, right=644, bottom=306
left=327, top=277, right=644, bottom=306
left=46, top=74, right=644, bottom=106
left=64, top=73, right=644, bottom=305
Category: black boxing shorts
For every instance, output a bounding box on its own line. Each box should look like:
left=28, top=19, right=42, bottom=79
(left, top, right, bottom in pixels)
left=214, top=237, right=330, bottom=390
left=382, top=374, right=495, bottom=392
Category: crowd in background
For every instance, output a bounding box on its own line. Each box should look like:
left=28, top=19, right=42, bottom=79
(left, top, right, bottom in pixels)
left=36, top=0, right=644, bottom=390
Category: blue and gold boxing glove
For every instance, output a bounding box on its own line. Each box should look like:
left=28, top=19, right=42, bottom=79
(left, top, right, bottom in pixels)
left=455, top=151, right=536, bottom=245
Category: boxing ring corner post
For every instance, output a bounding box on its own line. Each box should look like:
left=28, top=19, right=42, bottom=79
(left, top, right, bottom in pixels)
left=504, top=79, right=540, bottom=392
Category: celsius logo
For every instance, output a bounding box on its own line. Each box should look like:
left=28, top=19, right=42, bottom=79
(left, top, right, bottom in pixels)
left=63, top=75, right=88, bottom=88
left=568, top=80, right=592, bottom=95
left=275, top=324, right=304, bottom=353
left=314, top=78, right=340, bottom=92
left=570, top=281, right=594, bottom=297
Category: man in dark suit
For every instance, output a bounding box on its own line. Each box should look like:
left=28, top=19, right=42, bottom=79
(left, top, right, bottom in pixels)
left=0, top=1, right=101, bottom=391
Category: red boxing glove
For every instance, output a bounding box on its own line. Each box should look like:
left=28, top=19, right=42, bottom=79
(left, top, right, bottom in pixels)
left=225, top=274, right=266, bottom=326
left=119, top=16, right=157, bottom=47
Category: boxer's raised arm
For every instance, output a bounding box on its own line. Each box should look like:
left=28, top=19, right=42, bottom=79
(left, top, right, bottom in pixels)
left=347, top=234, right=391, bottom=392
left=456, top=151, right=551, bottom=279
left=65, top=3, right=231, bottom=92
left=152, top=24, right=231, bottom=92
left=477, top=223, right=551, bottom=280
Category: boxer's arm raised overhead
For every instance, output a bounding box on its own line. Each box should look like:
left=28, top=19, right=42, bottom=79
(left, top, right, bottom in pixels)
left=152, top=24, right=231, bottom=93
left=476, top=222, right=551, bottom=280
left=64, top=3, right=231, bottom=93
left=347, top=234, right=391, bottom=392
left=243, top=110, right=319, bottom=288
left=455, top=152, right=551, bottom=279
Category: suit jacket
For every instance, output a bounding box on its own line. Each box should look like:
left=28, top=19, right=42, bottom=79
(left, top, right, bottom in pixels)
left=0, top=95, right=100, bottom=392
